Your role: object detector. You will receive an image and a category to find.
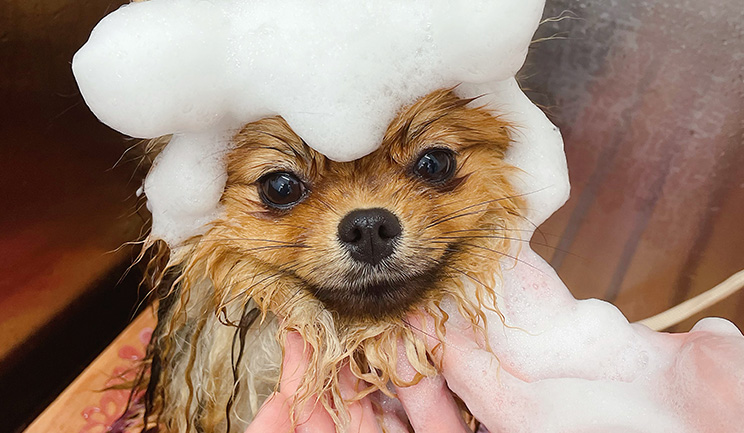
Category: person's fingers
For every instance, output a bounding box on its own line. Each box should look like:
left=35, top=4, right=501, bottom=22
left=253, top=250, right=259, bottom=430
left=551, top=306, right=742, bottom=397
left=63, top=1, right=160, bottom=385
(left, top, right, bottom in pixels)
left=245, top=332, right=308, bottom=433
left=416, top=316, right=524, bottom=430
left=279, top=331, right=310, bottom=395
left=294, top=398, right=336, bottom=433
left=394, top=340, right=472, bottom=433
left=246, top=331, right=336, bottom=433
left=670, top=328, right=744, bottom=431
left=405, top=312, right=527, bottom=431
left=375, top=392, right=414, bottom=433
left=244, top=393, right=292, bottom=433
left=279, top=332, right=336, bottom=432
left=338, top=365, right=382, bottom=433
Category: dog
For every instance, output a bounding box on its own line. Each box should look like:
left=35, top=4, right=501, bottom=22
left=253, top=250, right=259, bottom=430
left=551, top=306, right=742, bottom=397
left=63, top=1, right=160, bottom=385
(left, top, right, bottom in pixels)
left=134, top=88, right=525, bottom=432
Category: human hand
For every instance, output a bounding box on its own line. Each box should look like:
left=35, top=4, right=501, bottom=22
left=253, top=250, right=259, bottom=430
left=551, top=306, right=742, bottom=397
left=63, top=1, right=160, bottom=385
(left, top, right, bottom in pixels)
left=248, top=249, right=744, bottom=433
left=244, top=332, right=383, bottom=433
left=394, top=249, right=744, bottom=433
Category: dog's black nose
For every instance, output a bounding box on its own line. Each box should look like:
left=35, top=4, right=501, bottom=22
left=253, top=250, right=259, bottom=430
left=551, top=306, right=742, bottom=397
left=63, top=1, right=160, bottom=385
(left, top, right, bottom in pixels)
left=338, top=208, right=402, bottom=265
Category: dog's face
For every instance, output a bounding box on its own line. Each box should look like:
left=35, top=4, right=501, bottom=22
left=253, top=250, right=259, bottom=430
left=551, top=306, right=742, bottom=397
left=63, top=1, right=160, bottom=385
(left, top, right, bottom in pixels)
left=212, top=89, right=519, bottom=322
left=146, top=89, right=524, bottom=432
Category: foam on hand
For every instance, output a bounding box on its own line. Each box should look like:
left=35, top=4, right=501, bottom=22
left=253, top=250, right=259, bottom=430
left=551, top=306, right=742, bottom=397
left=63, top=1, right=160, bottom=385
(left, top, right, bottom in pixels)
left=436, top=248, right=744, bottom=433
left=73, top=1, right=744, bottom=431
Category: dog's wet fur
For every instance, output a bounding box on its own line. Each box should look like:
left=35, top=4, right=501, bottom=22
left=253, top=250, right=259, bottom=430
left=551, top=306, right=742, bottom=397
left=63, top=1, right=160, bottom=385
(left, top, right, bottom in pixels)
left=135, top=88, right=524, bottom=432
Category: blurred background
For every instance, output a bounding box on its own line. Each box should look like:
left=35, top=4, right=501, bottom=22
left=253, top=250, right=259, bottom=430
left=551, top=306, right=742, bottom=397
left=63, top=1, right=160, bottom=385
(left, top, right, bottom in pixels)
left=1, top=0, right=742, bottom=431
left=523, top=0, right=744, bottom=332
left=1, top=1, right=142, bottom=431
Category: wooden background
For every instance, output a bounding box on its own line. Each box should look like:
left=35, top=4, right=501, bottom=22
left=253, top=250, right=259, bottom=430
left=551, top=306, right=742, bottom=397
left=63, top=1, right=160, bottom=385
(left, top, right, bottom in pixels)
left=1, top=1, right=141, bottom=431
left=523, top=0, right=744, bottom=332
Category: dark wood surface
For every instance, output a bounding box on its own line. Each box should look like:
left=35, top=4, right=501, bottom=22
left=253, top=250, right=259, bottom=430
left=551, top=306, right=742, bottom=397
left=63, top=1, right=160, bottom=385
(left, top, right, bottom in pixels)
left=524, top=0, right=744, bottom=331
left=1, top=1, right=142, bottom=431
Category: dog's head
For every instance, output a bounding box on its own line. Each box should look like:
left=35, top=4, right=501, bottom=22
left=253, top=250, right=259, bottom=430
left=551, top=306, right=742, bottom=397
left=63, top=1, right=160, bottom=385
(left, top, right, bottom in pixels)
left=148, top=88, right=524, bottom=431
left=203, top=88, right=521, bottom=324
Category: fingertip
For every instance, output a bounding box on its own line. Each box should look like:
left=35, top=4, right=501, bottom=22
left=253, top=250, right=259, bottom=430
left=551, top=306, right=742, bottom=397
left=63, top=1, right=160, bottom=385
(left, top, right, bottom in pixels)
left=337, top=366, right=357, bottom=399
left=280, top=331, right=310, bottom=395
left=284, top=331, right=308, bottom=363
left=244, top=393, right=291, bottom=433
left=395, top=375, right=471, bottom=433
left=295, top=397, right=336, bottom=433
left=394, top=339, right=420, bottom=384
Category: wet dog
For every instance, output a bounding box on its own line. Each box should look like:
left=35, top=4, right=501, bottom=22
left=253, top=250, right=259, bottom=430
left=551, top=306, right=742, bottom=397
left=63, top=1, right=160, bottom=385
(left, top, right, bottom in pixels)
left=136, top=88, right=524, bottom=432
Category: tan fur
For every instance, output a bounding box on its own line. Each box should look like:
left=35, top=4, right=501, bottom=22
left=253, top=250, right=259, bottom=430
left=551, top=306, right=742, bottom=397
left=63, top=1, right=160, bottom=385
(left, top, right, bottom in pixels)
left=139, top=89, right=524, bottom=432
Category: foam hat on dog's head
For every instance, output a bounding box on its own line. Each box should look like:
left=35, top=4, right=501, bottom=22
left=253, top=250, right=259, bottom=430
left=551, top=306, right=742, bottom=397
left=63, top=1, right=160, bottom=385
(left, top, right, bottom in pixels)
left=72, top=0, right=568, bottom=246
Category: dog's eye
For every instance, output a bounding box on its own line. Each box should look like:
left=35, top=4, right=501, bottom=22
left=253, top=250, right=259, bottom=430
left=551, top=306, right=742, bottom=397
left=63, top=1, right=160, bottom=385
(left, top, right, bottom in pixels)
left=413, top=149, right=456, bottom=184
left=258, top=172, right=306, bottom=208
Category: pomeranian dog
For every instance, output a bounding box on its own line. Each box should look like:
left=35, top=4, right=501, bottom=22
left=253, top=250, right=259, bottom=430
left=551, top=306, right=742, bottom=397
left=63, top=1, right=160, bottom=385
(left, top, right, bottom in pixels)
left=135, top=88, right=524, bottom=432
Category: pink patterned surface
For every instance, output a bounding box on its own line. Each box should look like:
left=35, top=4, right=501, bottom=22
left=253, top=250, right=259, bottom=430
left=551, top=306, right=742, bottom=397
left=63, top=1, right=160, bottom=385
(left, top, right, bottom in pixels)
left=80, top=328, right=152, bottom=433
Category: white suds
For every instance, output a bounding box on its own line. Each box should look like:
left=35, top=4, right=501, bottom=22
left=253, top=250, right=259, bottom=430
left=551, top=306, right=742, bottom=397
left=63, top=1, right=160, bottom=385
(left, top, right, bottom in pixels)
left=72, top=0, right=547, bottom=244
left=143, top=130, right=234, bottom=245
left=73, top=0, right=543, bottom=161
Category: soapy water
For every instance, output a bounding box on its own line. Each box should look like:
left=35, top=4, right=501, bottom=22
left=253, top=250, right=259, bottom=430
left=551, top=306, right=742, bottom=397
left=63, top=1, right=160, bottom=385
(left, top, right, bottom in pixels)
left=72, top=0, right=744, bottom=431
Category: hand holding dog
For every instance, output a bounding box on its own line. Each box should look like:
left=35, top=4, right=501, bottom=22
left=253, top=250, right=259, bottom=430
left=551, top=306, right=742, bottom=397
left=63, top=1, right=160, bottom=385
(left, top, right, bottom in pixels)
left=245, top=330, right=475, bottom=433
left=245, top=332, right=383, bottom=433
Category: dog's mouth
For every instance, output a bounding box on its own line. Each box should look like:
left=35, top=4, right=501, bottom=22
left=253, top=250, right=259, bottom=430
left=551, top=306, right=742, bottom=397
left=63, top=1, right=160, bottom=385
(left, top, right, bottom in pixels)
left=304, top=267, right=442, bottom=320
left=301, top=244, right=459, bottom=320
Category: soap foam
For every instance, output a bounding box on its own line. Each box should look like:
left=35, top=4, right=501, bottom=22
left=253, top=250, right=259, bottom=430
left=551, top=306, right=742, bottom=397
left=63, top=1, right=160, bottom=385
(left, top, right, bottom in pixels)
left=437, top=248, right=744, bottom=432
left=72, top=0, right=550, bottom=245
left=144, top=130, right=234, bottom=245
left=73, top=0, right=544, bottom=161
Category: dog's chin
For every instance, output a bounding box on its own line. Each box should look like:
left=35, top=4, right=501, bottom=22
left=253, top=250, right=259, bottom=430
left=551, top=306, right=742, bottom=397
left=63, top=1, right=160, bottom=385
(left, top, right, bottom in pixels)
left=304, top=267, right=443, bottom=321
